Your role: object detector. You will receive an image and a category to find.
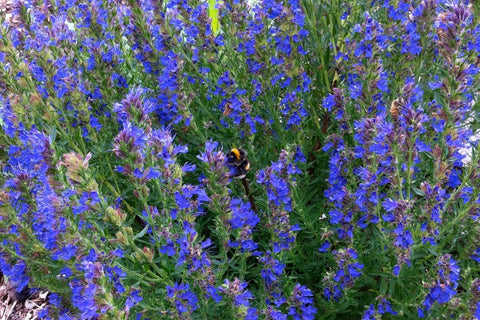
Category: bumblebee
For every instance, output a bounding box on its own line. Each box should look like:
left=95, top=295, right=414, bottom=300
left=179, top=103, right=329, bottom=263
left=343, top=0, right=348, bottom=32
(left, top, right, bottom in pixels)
left=227, top=148, right=250, bottom=179
left=390, top=98, right=404, bottom=122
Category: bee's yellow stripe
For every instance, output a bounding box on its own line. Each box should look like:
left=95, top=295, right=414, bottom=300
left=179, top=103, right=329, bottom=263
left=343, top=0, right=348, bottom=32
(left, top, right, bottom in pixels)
left=231, top=148, right=241, bottom=160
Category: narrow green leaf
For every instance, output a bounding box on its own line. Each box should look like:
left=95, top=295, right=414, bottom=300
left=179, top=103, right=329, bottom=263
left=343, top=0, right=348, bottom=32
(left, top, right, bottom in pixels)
left=208, top=0, right=220, bottom=35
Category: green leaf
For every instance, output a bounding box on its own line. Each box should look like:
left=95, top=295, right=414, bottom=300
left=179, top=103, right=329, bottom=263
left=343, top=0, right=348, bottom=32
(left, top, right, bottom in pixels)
left=380, top=277, right=388, bottom=295
left=133, top=224, right=150, bottom=241
left=208, top=0, right=220, bottom=35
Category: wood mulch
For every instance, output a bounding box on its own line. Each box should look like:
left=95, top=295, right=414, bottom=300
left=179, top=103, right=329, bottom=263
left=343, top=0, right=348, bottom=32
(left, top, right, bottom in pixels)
left=0, top=274, right=49, bottom=320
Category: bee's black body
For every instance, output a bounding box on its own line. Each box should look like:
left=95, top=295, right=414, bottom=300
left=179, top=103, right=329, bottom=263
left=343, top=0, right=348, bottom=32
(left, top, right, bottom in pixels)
left=227, top=148, right=250, bottom=179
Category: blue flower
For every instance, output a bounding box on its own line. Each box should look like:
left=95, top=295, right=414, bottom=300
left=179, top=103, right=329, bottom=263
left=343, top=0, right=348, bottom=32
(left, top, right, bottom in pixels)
left=125, top=290, right=143, bottom=312
left=160, top=239, right=176, bottom=257
left=70, top=280, right=100, bottom=319
left=111, top=72, right=128, bottom=88
left=48, top=293, right=63, bottom=307
left=166, top=283, right=199, bottom=316
left=319, top=241, right=331, bottom=253
left=220, top=278, right=255, bottom=307
left=228, top=198, right=260, bottom=251
left=378, top=298, right=397, bottom=315
left=394, top=228, right=414, bottom=249
left=324, top=248, right=364, bottom=300
left=475, top=301, right=480, bottom=319
left=382, top=198, right=398, bottom=212
left=58, top=267, right=72, bottom=279
left=0, top=257, right=29, bottom=293
left=287, top=284, right=317, bottom=319
left=206, top=285, right=222, bottom=303
left=51, top=244, right=78, bottom=261
left=420, top=255, right=460, bottom=315
left=377, top=71, right=389, bottom=92
left=471, top=248, right=480, bottom=264
left=362, top=305, right=375, bottom=320
left=175, top=191, right=191, bottom=210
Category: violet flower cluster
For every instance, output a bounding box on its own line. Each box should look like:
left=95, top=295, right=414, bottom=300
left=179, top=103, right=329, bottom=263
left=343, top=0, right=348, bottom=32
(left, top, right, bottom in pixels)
left=320, top=0, right=480, bottom=316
